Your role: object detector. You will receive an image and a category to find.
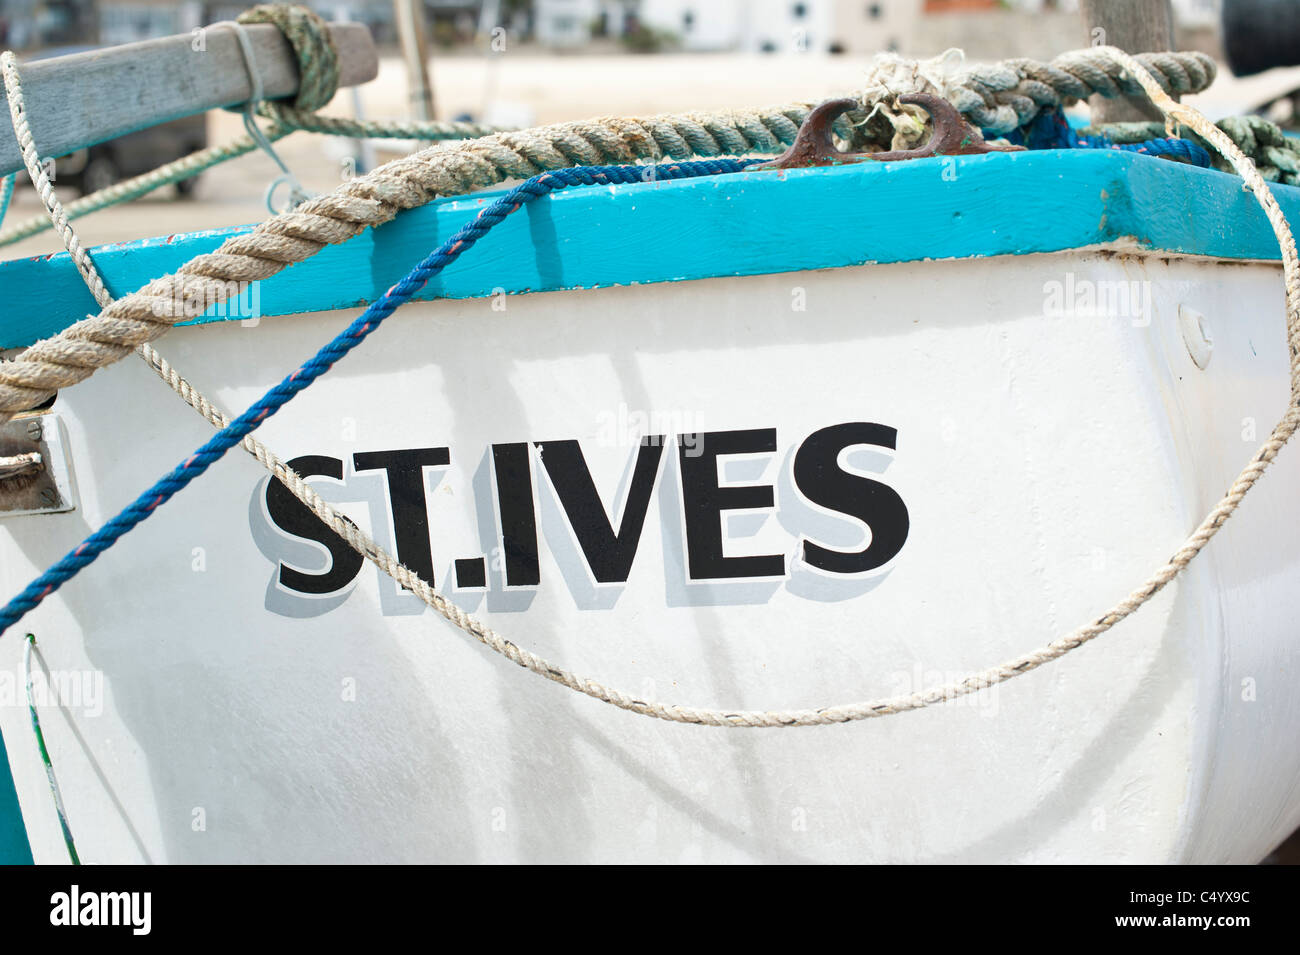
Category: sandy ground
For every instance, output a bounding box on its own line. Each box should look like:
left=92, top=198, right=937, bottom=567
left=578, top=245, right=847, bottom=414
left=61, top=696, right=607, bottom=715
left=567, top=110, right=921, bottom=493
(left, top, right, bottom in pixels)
left=3, top=50, right=1300, bottom=259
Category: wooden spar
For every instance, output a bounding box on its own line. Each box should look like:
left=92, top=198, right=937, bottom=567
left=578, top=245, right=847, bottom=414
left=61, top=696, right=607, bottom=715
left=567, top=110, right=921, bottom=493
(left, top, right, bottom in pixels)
left=1080, top=0, right=1175, bottom=123
left=0, top=21, right=378, bottom=178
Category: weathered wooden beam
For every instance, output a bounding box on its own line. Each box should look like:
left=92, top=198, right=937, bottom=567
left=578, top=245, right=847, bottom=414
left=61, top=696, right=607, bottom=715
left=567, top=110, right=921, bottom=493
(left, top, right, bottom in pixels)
left=0, top=22, right=378, bottom=177
left=1081, top=0, right=1175, bottom=123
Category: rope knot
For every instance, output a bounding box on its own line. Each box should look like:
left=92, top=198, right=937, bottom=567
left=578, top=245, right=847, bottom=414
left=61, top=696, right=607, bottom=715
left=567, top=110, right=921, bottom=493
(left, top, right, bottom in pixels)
left=0, top=451, right=42, bottom=486
left=237, top=3, right=339, bottom=112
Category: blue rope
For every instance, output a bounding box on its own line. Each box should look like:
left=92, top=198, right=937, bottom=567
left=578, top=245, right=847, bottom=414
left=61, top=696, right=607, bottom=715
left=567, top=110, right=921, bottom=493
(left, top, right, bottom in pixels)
left=994, top=109, right=1212, bottom=168
left=0, top=158, right=764, bottom=637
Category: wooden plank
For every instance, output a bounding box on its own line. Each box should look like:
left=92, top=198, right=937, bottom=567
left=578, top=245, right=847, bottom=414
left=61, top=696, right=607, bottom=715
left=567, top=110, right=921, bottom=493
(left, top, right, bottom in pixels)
left=1, top=149, right=1296, bottom=350
left=1080, top=0, right=1174, bottom=123
left=0, top=22, right=378, bottom=177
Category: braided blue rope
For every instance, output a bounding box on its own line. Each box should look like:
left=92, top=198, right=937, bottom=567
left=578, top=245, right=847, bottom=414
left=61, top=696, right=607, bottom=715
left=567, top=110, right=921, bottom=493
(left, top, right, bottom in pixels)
left=996, top=109, right=1212, bottom=168
left=0, top=158, right=763, bottom=637
left=1072, top=132, right=1212, bottom=166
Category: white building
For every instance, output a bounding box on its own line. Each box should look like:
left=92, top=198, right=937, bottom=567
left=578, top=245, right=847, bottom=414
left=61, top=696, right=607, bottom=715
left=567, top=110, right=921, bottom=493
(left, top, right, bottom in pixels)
left=743, top=0, right=835, bottom=54
left=636, top=0, right=926, bottom=55
left=827, top=0, right=922, bottom=55
left=97, top=0, right=206, bottom=46
left=638, top=0, right=837, bottom=53
left=544, top=0, right=1217, bottom=56
left=534, top=0, right=634, bottom=47
left=1172, top=0, right=1220, bottom=27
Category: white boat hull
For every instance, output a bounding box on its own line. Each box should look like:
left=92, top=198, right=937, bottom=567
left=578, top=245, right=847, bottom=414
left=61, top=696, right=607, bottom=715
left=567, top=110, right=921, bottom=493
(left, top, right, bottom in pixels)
left=2, top=248, right=1298, bottom=863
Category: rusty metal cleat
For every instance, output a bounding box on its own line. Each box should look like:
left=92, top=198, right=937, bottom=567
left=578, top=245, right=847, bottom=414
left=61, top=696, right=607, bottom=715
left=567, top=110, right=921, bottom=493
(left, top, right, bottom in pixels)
left=755, top=93, right=1025, bottom=170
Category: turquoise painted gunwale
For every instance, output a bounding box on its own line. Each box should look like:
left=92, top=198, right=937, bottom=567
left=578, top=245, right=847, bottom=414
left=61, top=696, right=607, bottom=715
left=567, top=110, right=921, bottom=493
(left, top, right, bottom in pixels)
left=2, top=147, right=1299, bottom=349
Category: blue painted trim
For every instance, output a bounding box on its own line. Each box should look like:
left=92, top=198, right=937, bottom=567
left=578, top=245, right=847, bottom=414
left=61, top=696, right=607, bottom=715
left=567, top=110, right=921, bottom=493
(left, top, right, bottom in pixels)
left=0, top=728, right=33, bottom=864
left=1, top=148, right=1298, bottom=349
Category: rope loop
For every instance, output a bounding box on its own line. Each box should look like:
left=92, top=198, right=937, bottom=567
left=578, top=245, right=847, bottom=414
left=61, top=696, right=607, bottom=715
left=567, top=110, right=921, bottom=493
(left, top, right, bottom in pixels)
left=222, top=17, right=314, bottom=212
left=237, top=3, right=339, bottom=113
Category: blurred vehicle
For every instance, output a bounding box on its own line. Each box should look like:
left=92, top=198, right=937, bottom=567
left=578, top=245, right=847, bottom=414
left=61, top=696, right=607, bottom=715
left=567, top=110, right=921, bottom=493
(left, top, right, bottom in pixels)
left=53, top=114, right=209, bottom=198
left=1223, top=0, right=1300, bottom=76
left=32, top=45, right=208, bottom=198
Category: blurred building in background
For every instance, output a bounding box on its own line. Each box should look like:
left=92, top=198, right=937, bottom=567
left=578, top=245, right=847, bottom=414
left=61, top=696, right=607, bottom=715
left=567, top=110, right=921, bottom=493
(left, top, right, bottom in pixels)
left=534, top=0, right=630, bottom=47
left=540, top=0, right=1222, bottom=59
left=613, top=0, right=1069, bottom=56
left=0, top=0, right=96, bottom=47
left=0, top=0, right=1225, bottom=58
left=554, top=0, right=1222, bottom=58
left=98, top=0, right=203, bottom=44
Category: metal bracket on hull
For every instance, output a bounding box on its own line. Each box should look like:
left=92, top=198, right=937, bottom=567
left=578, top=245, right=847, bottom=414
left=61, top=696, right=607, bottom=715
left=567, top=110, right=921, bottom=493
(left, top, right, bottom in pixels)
left=0, top=414, right=76, bottom=517
left=754, top=94, right=1026, bottom=171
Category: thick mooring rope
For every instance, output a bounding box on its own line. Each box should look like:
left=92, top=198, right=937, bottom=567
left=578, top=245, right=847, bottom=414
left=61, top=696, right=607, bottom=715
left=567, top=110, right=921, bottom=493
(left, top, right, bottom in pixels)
left=860, top=46, right=1214, bottom=137
left=0, top=31, right=1216, bottom=421
left=2, top=43, right=1216, bottom=250
left=0, top=48, right=1227, bottom=250
left=0, top=104, right=811, bottom=420
left=4, top=45, right=1299, bottom=726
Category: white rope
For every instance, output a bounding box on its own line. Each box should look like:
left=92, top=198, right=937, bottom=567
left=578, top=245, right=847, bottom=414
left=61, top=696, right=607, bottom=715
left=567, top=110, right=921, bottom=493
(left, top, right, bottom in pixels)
left=5, top=47, right=1297, bottom=727
left=0, top=451, right=41, bottom=480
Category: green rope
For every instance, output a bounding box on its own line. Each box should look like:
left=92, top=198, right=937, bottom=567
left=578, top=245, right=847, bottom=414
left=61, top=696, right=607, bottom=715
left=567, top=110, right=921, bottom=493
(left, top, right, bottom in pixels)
left=262, top=105, right=510, bottom=140
left=0, top=122, right=293, bottom=247
left=23, top=634, right=79, bottom=865
left=1086, top=114, right=1300, bottom=186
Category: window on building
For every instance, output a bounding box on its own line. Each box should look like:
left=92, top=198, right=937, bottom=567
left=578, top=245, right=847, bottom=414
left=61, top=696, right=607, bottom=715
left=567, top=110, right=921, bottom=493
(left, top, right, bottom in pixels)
left=867, top=2, right=883, bottom=19
left=792, top=2, right=808, bottom=18
left=683, top=10, right=694, bottom=31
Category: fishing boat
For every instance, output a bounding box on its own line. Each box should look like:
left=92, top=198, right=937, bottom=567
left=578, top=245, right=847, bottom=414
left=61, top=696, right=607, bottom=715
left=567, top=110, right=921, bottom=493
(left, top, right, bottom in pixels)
left=0, top=5, right=1298, bottom=865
